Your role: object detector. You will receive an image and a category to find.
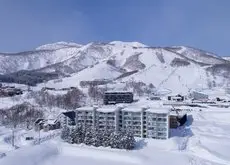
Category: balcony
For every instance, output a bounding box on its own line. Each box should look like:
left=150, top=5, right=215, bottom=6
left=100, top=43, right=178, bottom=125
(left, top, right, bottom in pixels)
left=157, top=114, right=167, bottom=118
left=107, top=126, right=115, bottom=130
left=98, top=117, right=106, bottom=120
left=133, top=117, right=141, bottom=121
left=98, top=122, right=106, bottom=125
left=134, top=131, right=141, bottom=135
left=157, top=123, right=167, bottom=127
left=157, top=118, right=167, bottom=122
left=123, top=117, right=132, bottom=120
left=107, top=117, right=115, bottom=120
left=86, top=116, right=93, bottom=120
left=107, top=121, right=115, bottom=125
left=133, top=121, right=141, bottom=125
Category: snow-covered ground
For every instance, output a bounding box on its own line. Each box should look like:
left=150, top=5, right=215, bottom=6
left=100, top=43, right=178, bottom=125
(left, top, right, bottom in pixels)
left=1, top=106, right=230, bottom=165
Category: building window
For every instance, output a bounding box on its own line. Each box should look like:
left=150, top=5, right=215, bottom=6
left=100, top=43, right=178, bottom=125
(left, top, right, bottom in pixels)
left=133, top=117, right=141, bottom=120
left=124, top=112, right=128, bottom=115
left=108, top=117, right=115, bottom=120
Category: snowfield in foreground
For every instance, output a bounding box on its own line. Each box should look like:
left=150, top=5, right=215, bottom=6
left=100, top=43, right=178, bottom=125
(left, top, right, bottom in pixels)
left=1, top=107, right=230, bottom=165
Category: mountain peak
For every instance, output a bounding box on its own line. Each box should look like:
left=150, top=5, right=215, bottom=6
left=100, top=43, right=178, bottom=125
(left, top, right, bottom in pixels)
left=109, top=41, right=147, bottom=47
left=36, top=41, right=82, bottom=50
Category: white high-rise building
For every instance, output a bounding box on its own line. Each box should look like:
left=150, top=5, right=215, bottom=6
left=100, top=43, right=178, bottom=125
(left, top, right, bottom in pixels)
left=95, top=106, right=122, bottom=132
left=121, top=106, right=146, bottom=137
left=144, top=108, right=169, bottom=139
left=75, top=106, right=96, bottom=127
left=70, top=105, right=170, bottom=139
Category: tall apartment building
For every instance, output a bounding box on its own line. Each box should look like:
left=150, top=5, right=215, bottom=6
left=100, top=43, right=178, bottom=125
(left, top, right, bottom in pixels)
left=121, top=106, right=146, bottom=137
left=144, top=108, right=169, bottom=139
left=62, top=105, right=170, bottom=139
left=95, top=106, right=121, bottom=132
left=75, top=106, right=96, bottom=128
left=75, top=106, right=122, bottom=132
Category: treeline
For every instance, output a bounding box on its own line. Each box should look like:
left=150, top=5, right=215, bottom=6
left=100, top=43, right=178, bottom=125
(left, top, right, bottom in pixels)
left=170, top=58, right=190, bottom=67
left=61, top=126, right=136, bottom=150
left=124, top=80, right=155, bottom=96
left=0, top=102, right=44, bottom=128
left=0, top=70, right=59, bottom=86
left=31, top=88, right=85, bottom=109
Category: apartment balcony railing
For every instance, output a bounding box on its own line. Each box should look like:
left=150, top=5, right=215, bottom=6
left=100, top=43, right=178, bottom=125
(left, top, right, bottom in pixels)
left=107, top=117, right=115, bottom=120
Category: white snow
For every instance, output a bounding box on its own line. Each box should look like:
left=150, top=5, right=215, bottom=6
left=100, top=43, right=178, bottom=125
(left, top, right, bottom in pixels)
left=1, top=41, right=230, bottom=165
left=146, top=107, right=170, bottom=114
left=97, top=106, right=119, bottom=112
left=1, top=104, right=230, bottom=165
left=36, top=41, right=82, bottom=50
left=76, top=106, right=96, bottom=111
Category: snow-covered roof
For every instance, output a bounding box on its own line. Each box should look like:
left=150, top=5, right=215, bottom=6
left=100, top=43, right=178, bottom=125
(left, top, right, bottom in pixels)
left=122, top=107, right=143, bottom=112
left=146, top=107, right=170, bottom=114
left=105, top=90, right=133, bottom=94
left=76, top=106, right=96, bottom=111
left=170, top=111, right=187, bottom=116
left=122, top=104, right=148, bottom=112
left=97, top=105, right=119, bottom=112
left=46, top=119, right=56, bottom=125
left=170, top=96, right=183, bottom=99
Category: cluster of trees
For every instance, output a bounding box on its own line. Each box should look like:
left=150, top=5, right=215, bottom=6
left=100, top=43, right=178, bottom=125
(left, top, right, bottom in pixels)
left=170, top=58, right=190, bottom=67
left=32, top=88, right=85, bottom=109
left=0, top=70, right=59, bottom=86
left=61, top=126, right=136, bottom=150
left=123, top=53, right=146, bottom=70
left=0, top=102, right=44, bottom=128
left=80, top=80, right=111, bottom=88
left=156, top=51, right=165, bottom=63
left=124, top=79, right=155, bottom=96
left=87, top=85, right=105, bottom=102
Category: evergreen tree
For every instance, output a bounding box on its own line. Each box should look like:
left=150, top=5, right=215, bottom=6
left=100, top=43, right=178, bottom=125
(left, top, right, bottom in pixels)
left=90, top=128, right=101, bottom=147
left=109, top=132, right=122, bottom=149
left=61, top=126, right=70, bottom=141
left=73, top=125, right=84, bottom=144
left=68, top=126, right=75, bottom=144
left=123, top=131, right=136, bottom=150
left=84, top=126, right=93, bottom=145
left=101, top=130, right=111, bottom=147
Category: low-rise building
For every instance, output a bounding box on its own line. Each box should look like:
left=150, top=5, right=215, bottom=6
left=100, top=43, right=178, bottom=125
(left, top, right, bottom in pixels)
left=190, top=91, right=208, bottom=101
left=169, top=111, right=187, bottom=128
left=34, top=118, right=45, bottom=131
left=168, top=94, right=185, bottom=102
left=57, top=111, right=76, bottom=128
left=103, top=91, right=133, bottom=105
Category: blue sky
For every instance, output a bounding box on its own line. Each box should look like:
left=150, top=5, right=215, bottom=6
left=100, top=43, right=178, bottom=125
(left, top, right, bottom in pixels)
left=0, top=0, right=229, bottom=56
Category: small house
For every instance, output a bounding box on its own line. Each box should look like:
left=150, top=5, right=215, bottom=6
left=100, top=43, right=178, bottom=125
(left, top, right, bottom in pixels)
left=168, top=94, right=185, bottom=102
left=43, top=119, right=60, bottom=132
left=149, top=96, right=161, bottom=101
left=169, top=111, right=187, bottom=128
left=34, top=118, right=45, bottom=131
left=190, top=91, right=208, bottom=101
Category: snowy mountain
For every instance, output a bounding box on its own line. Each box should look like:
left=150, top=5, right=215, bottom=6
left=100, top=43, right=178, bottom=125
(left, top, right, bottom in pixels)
left=0, top=41, right=230, bottom=93
left=223, top=56, right=230, bottom=61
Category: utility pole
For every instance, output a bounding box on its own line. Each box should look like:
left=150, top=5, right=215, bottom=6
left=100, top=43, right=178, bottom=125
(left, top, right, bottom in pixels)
left=12, top=124, right=16, bottom=147
left=12, top=129, right=14, bottom=147
left=38, top=127, right=41, bottom=144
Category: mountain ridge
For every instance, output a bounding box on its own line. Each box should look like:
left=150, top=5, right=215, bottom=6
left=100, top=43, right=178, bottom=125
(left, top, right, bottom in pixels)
left=0, top=41, right=230, bottom=93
